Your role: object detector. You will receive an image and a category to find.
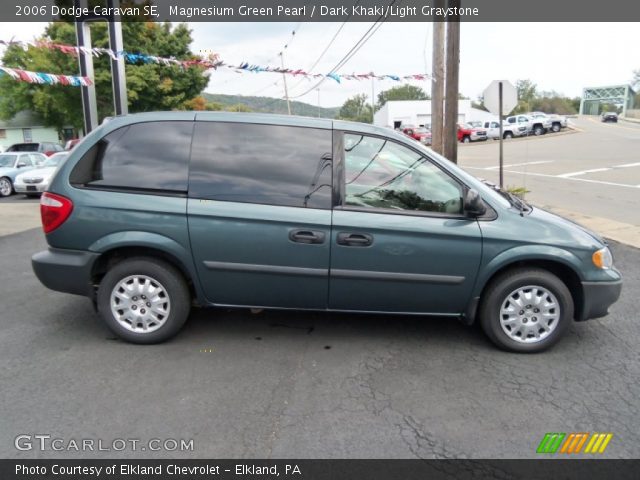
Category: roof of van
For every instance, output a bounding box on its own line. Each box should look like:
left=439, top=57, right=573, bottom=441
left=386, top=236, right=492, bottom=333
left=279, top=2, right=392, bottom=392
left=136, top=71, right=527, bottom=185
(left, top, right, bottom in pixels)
left=103, top=111, right=402, bottom=139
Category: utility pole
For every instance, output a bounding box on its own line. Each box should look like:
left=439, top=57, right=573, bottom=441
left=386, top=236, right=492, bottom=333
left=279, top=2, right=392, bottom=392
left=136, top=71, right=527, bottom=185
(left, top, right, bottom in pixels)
left=431, top=0, right=445, bottom=155
left=371, top=76, right=376, bottom=124
left=443, top=0, right=460, bottom=163
left=279, top=52, right=292, bottom=115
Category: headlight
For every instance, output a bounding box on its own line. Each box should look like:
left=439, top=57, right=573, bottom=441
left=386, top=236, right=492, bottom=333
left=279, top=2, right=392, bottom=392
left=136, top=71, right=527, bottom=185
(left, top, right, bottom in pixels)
left=592, top=247, right=613, bottom=269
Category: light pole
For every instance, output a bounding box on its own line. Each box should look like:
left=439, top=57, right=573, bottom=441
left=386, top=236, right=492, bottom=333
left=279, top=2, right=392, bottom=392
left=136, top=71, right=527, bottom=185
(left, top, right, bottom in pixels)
left=279, top=51, right=292, bottom=115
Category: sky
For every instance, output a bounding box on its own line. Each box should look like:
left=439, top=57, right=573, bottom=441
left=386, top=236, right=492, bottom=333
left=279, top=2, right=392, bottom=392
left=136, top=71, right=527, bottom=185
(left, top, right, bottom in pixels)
left=1, top=22, right=638, bottom=107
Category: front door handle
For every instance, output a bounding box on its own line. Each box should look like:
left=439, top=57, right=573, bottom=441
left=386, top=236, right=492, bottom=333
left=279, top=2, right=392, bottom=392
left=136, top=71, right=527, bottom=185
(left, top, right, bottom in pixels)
left=336, top=232, right=373, bottom=247
left=289, top=229, right=326, bottom=244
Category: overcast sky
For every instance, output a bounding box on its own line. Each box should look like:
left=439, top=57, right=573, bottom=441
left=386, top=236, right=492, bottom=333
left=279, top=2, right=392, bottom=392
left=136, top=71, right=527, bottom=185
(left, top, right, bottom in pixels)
left=1, top=22, right=638, bottom=107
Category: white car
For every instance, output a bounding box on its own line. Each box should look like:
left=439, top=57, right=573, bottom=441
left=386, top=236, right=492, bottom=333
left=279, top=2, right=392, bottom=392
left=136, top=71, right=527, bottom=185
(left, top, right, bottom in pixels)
left=14, top=152, right=68, bottom=197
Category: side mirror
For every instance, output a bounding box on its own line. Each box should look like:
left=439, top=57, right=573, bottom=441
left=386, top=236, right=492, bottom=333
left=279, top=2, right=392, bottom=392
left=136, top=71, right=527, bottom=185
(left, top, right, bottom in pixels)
left=464, top=189, right=486, bottom=217
left=17, top=162, right=27, bottom=168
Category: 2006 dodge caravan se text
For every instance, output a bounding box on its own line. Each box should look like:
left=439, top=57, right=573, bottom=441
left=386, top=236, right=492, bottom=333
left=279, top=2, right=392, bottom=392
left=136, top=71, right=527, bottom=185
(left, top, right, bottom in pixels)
left=32, top=112, right=622, bottom=352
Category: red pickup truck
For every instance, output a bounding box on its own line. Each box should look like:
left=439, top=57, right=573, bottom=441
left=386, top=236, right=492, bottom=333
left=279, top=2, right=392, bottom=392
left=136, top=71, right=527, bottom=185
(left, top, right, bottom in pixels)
left=457, top=124, right=488, bottom=143
left=402, top=126, right=432, bottom=146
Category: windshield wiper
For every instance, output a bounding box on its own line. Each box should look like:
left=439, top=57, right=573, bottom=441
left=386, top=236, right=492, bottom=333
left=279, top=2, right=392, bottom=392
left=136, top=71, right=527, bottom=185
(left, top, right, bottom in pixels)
left=480, top=179, right=531, bottom=214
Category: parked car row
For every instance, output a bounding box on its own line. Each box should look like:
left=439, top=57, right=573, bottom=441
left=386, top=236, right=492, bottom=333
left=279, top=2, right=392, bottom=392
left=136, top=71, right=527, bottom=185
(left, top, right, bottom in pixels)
left=0, top=139, right=82, bottom=197
left=397, top=111, right=569, bottom=147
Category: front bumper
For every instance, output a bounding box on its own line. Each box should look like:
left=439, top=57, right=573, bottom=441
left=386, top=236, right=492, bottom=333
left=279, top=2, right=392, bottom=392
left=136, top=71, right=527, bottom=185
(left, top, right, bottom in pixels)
left=15, top=183, right=47, bottom=193
left=32, top=248, right=100, bottom=297
left=578, top=279, right=622, bottom=321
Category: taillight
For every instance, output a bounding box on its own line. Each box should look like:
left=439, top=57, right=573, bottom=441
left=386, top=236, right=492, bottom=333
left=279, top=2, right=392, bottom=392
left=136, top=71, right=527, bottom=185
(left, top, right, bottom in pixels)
left=40, top=192, right=73, bottom=234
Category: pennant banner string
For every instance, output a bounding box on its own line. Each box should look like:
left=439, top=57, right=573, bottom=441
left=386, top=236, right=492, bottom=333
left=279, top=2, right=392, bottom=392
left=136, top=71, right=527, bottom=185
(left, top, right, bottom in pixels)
left=0, top=38, right=431, bottom=84
left=0, top=65, right=93, bottom=86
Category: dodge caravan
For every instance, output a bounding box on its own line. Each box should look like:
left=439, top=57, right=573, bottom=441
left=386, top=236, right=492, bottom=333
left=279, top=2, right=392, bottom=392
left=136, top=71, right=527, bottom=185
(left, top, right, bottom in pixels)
left=32, top=112, right=622, bottom=352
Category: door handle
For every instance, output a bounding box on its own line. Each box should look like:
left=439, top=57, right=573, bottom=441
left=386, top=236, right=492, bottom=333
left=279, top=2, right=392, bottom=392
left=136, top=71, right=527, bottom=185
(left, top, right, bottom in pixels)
left=336, top=232, right=373, bottom=247
left=289, top=229, right=326, bottom=244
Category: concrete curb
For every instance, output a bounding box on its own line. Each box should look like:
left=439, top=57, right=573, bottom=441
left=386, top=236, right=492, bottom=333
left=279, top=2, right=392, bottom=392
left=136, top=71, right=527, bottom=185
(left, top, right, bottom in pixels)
left=620, top=117, right=640, bottom=124
left=540, top=206, right=640, bottom=249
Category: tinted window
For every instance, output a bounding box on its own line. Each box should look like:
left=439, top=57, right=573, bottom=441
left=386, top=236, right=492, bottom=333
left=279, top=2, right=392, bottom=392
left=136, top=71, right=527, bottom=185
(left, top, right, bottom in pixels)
left=189, top=122, right=332, bottom=209
left=70, top=122, right=192, bottom=191
left=343, top=134, right=463, bottom=215
left=7, top=143, right=38, bottom=152
left=18, top=154, right=32, bottom=166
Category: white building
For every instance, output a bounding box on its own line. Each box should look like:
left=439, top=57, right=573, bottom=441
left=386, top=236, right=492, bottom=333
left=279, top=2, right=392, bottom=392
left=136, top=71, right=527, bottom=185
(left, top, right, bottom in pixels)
left=374, top=99, right=497, bottom=129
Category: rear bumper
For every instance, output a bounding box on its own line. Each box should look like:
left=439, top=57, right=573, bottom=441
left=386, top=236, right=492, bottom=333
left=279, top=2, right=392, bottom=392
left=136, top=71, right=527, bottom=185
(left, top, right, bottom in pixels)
left=578, top=279, right=623, bottom=321
left=32, top=248, right=99, bottom=297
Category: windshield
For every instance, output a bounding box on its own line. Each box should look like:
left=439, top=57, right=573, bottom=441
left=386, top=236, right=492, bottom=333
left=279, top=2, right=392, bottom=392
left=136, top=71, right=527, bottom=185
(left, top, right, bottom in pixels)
left=0, top=155, right=16, bottom=168
left=44, top=154, right=68, bottom=167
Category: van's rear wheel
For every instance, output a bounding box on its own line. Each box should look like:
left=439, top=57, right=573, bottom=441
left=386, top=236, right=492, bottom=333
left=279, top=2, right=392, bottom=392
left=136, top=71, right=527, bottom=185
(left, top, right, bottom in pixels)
left=97, top=257, right=190, bottom=344
left=479, top=268, right=573, bottom=353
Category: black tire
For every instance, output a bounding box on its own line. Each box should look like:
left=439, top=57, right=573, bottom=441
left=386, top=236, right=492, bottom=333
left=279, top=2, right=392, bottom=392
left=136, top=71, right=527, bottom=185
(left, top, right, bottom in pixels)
left=533, top=125, right=544, bottom=136
left=462, top=136, right=471, bottom=143
left=551, top=123, right=561, bottom=133
left=97, top=257, right=191, bottom=344
left=503, top=131, right=513, bottom=139
left=479, top=268, right=573, bottom=353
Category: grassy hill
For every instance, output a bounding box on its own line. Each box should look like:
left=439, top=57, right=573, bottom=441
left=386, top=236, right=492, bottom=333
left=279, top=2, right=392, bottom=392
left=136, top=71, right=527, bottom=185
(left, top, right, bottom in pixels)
left=202, top=93, right=340, bottom=118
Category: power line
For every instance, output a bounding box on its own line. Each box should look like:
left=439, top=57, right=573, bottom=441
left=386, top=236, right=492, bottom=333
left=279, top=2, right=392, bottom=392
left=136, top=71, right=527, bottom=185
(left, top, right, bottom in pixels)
left=245, top=22, right=303, bottom=96
left=288, top=0, right=398, bottom=100
left=288, top=0, right=361, bottom=93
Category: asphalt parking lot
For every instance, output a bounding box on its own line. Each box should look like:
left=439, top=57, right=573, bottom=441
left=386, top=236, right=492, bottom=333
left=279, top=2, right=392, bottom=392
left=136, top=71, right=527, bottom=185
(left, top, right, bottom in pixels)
left=0, top=227, right=639, bottom=459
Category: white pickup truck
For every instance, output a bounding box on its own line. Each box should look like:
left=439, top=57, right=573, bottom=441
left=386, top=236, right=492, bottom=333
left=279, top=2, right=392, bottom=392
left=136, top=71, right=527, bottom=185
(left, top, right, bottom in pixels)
left=505, top=114, right=552, bottom=136
left=481, top=120, right=528, bottom=140
left=529, top=112, right=568, bottom=133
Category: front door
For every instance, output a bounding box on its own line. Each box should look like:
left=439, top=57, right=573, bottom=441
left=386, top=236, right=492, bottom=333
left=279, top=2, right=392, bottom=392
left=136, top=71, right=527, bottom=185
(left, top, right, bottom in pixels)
left=329, top=132, right=482, bottom=314
left=187, top=119, right=334, bottom=309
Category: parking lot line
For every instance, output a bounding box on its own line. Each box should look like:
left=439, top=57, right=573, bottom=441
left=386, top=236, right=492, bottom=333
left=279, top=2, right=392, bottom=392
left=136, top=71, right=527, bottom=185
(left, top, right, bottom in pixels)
left=484, top=160, right=553, bottom=170
left=557, top=168, right=611, bottom=178
left=502, top=169, right=640, bottom=189
left=613, top=162, right=640, bottom=169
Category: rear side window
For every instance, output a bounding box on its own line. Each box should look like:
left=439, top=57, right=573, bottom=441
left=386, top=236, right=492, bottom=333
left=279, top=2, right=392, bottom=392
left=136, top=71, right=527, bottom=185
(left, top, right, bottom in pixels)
left=189, top=122, right=332, bottom=209
left=70, top=122, right=193, bottom=192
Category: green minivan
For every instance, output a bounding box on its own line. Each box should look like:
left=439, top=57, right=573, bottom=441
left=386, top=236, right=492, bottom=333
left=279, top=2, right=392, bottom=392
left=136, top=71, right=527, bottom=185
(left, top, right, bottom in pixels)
left=32, top=112, right=622, bottom=352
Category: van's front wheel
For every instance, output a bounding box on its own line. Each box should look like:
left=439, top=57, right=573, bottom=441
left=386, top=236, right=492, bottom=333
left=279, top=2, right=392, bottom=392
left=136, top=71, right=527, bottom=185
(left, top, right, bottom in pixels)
left=479, top=268, right=573, bottom=352
left=97, top=258, right=191, bottom=344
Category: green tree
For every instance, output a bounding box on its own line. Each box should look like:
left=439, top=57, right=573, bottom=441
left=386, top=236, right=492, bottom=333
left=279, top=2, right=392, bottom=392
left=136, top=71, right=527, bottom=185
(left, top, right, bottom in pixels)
left=338, top=94, right=373, bottom=123
left=376, top=84, right=429, bottom=110
left=0, top=21, right=209, bottom=132
left=226, top=103, right=252, bottom=112
left=514, top=79, right=538, bottom=113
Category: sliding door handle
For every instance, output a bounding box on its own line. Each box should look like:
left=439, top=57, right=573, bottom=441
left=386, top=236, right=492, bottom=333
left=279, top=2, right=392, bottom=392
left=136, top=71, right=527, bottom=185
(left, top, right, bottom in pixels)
left=289, top=229, right=326, bottom=244
left=336, top=232, right=373, bottom=247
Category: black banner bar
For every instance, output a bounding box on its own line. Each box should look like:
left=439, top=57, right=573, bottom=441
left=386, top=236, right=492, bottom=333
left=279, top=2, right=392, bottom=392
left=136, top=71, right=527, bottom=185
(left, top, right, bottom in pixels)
left=3, top=459, right=640, bottom=480
left=3, top=0, right=640, bottom=22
